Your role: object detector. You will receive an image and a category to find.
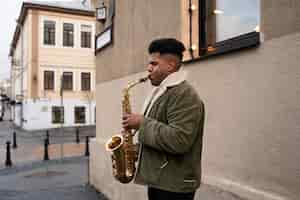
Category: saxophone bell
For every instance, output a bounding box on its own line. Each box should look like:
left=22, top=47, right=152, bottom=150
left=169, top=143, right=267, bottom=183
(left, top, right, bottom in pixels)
left=105, top=134, right=123, bottom=151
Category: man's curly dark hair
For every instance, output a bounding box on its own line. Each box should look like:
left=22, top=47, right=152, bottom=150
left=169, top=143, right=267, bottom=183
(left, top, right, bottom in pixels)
left=148, top=38, right=186, bottom=61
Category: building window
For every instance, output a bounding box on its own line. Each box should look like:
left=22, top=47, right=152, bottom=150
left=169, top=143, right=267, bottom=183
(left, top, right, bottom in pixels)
left=81, top=72, right=91, bottom=91
left=52, top=106, right=64, bottom=123
left=63, top=23, right=74, bottom=47
left=44, top=71, right=54, bottom=90
left=75, top=106, right=86, bottom=123
left=81, top=25, right=92, bottom=48
left=212, top=0, right=259, bottom=42
left=197, top=0, right=260, bottom=57
left=44, top=20, right=55, bottom=45
left=62, top=72, right=73, bottom=90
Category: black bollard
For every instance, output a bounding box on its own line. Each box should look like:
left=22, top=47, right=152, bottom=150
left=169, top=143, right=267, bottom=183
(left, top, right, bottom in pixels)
left=43, top=139, right=49, bottom=161
left=76, top=128, right=80, bottom=144
left=46, top=130, right=50, bottom=145
left=12, top=131, right=17, bottom=149
left=85, top=136, right=90, bottom=156
left=5, top=141, right=12, bottom=167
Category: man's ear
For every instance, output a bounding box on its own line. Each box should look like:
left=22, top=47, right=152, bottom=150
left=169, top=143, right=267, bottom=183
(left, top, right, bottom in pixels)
left=168, top=60, right=178, bottom=72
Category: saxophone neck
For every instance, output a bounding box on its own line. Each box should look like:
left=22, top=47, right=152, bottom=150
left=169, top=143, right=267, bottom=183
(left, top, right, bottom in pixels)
left=126, top=76, right=149, bottom=91
left=122, top=76, right=148, bottom=116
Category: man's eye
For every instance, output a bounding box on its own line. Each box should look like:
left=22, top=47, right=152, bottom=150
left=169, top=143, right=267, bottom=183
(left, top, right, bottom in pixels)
left=149, top=62, right=158, bottom=66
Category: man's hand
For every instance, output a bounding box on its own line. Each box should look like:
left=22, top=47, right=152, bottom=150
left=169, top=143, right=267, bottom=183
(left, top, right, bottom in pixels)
left=122, top=113, right=144, bottom=130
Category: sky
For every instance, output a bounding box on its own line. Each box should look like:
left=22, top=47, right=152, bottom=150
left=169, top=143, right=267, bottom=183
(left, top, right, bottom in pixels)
left=0, top=0, right=23, bottom=80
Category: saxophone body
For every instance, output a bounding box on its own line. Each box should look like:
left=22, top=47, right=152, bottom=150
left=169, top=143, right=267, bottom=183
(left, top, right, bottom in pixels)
left=105, top=77, right=148, bottom=183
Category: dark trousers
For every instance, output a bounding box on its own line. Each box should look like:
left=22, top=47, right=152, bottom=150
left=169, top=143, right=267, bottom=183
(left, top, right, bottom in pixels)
left=148, top=187, right=195, bottom=200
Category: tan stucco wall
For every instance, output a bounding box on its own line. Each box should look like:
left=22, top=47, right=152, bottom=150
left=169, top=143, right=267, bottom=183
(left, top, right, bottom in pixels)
left=261, top=0, right=300, bottom=40
left=38, top=66, right=96, bottom=100
left=92, top=1, right=300, bottom=200
left=95, top=0, right=182, bottom=83
left=36, top=10, right=96, bottom=99
left=91, top=31, right=300, bottom=200
left=191, top=32, right=300, bottom=200
left=13, top=9, right=96, bottom=101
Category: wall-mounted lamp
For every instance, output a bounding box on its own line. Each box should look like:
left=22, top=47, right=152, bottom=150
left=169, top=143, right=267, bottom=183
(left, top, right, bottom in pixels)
left=96, top=3, right=107, bottom=22
left=189, top=4, right=197, bottom=13
left=189, top=44, right=197, bottom=56
left=254, top=25, right=260, bottom=32
left=191, top=44, right=197, bottom=51
left=191, top=4, right=197, bottom=11
left=214, top=9, right=224, bottom=15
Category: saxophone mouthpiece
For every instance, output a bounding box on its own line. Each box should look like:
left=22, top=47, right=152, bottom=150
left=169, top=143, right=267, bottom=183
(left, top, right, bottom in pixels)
left=139, top=76, right=149, bottom=83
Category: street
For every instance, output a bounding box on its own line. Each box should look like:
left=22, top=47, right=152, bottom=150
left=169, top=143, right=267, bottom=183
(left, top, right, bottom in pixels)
left=0, top=157, right=108, bottom=200
left=0, top=110, right=105, bottom=200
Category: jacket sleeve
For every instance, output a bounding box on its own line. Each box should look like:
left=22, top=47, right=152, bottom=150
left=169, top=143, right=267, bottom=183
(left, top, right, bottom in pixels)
left=138, top=88, right=204, bottom=155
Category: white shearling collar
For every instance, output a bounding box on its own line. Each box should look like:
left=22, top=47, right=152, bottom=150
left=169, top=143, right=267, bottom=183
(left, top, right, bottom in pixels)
left=142, top=70, right=187, bottom=115
left=159, top=69, right=187, bottom=89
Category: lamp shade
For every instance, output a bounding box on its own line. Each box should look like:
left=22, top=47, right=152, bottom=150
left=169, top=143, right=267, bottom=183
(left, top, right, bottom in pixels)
left=96, top=5, right=106, bottom=21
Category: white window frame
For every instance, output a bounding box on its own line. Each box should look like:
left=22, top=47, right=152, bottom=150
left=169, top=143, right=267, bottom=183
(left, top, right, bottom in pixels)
left=62, top=22, right=75, bottom=48
left=79, top=22, right=95, bottom=49
left=40, top=16, right=59, bottom=48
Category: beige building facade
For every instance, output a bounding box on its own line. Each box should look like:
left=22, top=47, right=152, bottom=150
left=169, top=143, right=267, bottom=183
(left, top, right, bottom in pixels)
left=91, top=0, right=300, bottom=200
left=10, top=1, right=96, bottom=130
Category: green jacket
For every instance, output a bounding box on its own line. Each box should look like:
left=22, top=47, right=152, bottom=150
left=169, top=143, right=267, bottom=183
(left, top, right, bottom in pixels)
left=135, top=80, right=205, bottom=193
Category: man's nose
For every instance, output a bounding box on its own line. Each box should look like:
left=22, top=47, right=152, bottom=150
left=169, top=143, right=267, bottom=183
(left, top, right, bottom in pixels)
left=147, top=64, right=153, bottom=72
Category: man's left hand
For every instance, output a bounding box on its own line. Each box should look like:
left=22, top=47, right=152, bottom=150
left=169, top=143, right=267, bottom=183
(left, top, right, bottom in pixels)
left=122, top=113, right=144, bottom=130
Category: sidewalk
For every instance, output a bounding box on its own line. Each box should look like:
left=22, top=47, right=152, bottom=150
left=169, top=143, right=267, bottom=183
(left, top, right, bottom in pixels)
left=0, top=115, right=245, bottom=200
left=0, top=156, right=108, bottom=200
left=0, top=155, right=246, bottom=200
left=0, top=142, right=246, bottom=200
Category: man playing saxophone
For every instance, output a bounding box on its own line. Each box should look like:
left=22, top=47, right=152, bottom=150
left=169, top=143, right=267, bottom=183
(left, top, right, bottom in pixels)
left=122, top=38, right=205, bottom=200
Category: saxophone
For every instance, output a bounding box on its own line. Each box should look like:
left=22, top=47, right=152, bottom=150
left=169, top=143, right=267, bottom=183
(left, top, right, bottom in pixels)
left=105, top=76, right=148, bottom=183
